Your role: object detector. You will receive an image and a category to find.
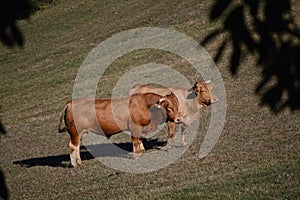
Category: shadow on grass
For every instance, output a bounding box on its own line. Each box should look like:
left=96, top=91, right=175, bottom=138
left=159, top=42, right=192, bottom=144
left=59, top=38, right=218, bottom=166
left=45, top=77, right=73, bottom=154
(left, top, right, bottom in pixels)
left=13, top=139, right=166, bottom=168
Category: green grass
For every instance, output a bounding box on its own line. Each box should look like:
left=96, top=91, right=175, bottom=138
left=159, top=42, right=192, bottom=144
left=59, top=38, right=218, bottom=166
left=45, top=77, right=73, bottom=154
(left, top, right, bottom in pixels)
left=154, top=160, right=300, bottom=199
left=0, top=0, right=299, bottom=199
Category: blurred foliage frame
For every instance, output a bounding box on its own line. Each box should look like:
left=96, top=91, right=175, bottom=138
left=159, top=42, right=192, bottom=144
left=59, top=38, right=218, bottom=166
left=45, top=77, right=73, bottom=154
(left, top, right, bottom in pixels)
left=0, top=0, right=53, bottom=47
left=202, top=0, right=300, bottom=113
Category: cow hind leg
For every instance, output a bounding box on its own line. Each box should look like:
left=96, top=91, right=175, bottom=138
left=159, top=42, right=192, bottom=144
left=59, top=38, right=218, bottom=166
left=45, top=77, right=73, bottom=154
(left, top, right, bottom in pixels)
left=69, top=141, right=77, bottom=167
left=68, top=141, right=81, bottom=167
left=75, top=144, right=81, bottom=165
left=68, top=130, right=82, bottom=167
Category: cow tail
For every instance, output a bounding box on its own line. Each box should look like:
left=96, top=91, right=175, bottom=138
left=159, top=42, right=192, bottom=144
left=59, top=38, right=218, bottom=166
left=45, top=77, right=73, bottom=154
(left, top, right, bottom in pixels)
left=58, top=103, right=71, bottom=133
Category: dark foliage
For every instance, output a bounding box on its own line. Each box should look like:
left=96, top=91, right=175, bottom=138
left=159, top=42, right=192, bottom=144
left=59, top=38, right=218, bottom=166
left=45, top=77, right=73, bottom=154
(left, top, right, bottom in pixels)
left=0, top=2, right=37, bottom=199
left=0, top=0, right=54, bottom=47
left=0, top=0, right=34, bottom=47
left=0, top=107, right=6, bottom=135
left=202, top=0, right=300, bottom=112
left=0, top=170, right=9, bottom=199
left=0, top=120, right=6, bottom=135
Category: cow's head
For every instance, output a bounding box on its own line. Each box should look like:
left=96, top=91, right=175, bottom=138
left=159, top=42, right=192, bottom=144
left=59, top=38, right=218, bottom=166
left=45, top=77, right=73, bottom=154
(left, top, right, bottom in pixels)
left=193, top=80, right=218, bottom=106
left=156, top=93, right=181, bottom=123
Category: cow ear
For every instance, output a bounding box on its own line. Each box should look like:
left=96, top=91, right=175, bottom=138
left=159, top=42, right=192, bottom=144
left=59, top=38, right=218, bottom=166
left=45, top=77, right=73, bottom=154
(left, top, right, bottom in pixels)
left=193, top=82, right=198, bottom=88
left=156, top=97, right=166, bottom=108
left=207, top=83, right=214, bottom=90
left=205, top=80, right=214, bottom=90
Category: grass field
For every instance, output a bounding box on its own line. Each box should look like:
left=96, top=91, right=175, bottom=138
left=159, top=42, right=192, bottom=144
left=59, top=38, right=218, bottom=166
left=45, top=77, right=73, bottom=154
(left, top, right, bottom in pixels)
left=1, top=0, right=300, bottom=199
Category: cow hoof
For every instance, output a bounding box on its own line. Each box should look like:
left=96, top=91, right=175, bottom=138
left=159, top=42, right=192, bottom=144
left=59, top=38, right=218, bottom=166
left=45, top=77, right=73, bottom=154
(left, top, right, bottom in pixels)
left=76, top=159, right=82, bottom=166
left=181, top=141, right=187, bottom=146
left=133, top=152, right=143, bottom=158
left=69, top=163, right=76, bottom=168
left=139, top=142, right=145, bottom=152
left=81, top=133, right=88, bottom=139
left=160, top=145, right=172, bottom=151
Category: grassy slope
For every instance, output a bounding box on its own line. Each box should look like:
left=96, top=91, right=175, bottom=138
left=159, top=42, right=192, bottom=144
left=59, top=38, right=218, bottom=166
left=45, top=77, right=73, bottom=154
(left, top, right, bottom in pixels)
left=0, top=0, right=299, bottom=199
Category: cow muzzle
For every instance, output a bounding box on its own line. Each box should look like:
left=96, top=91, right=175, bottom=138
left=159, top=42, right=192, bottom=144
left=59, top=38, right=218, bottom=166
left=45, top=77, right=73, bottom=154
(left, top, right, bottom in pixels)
left=174, top=118, right=181, bottom=123
left=211, top=97, right=218, bottom=104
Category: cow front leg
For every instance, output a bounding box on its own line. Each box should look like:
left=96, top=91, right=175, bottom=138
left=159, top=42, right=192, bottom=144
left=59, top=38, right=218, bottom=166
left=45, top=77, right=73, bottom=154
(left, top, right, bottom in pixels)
left=130, top=124, right=145, bottom=157
left=181, top=126, right=187, bottom=146
left=139, top=140, right=145, bottom=152
left=75, top=144, right=81, bottom=165
left=166, top=121, right=176, bottom=149
left=131, top=136, right=144, bottom=157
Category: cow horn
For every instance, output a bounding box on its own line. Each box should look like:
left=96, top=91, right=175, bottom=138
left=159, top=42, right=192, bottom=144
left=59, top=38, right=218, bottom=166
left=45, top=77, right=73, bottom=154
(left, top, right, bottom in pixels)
left=205, top=80, right=212, bottom=84
left=156, top=98, right=165, bottom=108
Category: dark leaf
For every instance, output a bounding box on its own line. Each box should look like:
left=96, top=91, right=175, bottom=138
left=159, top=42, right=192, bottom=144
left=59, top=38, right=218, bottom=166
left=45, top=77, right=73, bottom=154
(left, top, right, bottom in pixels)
left=0, top=120, right=6, bottom=134
left=230, top=40, right=241, bottom=75
left=287, top=26, right=300, bottom=39
left=264, top=0, right=290, bottom=32
left=243, top=0, right=259, bottom=18
left=214, top=39, right=227, bottom=63
left=200, top=28, right=223, bottom=46
left=206, top=0, right=300, bottom=112
left=289, top=89, right=300, bottom=110
left=261, top=84, right=283, bottom=112
left=230, top=44, right=241, bottom=75
left=241, top=27, right=256, bottom=52
left=11, top=24, right=23, bottom=46
left=0, top=170, right=9, bottom=199
left=0, top=29, right=13, bottom=47
left=210, top=0, right=232, bottom=20
left=256, top=75, right=271, bottom=93
left=223, top=5, right=256, bottom=52
left=0, top=0, right=34, bottom=47
left=255, top=22, right=277, bottom=64
left=224, top=6, right=244, bottom=30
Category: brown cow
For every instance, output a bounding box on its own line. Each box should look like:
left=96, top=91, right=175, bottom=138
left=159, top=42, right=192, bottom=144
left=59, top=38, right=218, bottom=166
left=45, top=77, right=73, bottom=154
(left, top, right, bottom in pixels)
left=58, top=92, right=181, bottom=167
left=129, top=81, right=217, bottom=148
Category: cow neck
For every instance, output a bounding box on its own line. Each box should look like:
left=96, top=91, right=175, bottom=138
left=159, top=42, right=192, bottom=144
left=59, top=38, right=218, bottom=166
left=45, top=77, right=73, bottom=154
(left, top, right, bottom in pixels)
left=194, top=92, right=206, bottom=108
left=144, top=93, right=162, bottom=108
left=186, top=90, right=203, bottom=109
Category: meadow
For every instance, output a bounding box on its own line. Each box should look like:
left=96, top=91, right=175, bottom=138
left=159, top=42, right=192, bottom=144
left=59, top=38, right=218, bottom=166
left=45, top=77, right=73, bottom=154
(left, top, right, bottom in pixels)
left=0, top=0, right=299, bottom=199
